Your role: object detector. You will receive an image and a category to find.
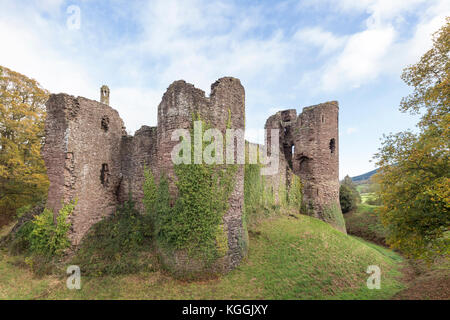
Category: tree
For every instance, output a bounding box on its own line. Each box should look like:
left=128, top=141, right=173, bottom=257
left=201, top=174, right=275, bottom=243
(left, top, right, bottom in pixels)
left=374, top=18, right=449, bottom=261
left=0, top=66, right=49, bottom=220
left=339, top=175, right=360, bottom=213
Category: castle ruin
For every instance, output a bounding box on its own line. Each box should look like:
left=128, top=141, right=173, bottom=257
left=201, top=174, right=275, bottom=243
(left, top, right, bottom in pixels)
left=42, top=77, right=345, bottom=275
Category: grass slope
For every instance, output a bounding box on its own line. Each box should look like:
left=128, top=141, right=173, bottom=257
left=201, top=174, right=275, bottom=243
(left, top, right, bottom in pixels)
left=0, top=214, right=404, bottom=300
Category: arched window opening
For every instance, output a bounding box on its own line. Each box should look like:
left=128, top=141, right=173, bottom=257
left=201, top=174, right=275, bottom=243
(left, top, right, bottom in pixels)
left=101, top=116, right=109, bottom=132
left=100, top=163, right=109, bottom=187
left=329, top=138, right=336, bottom=154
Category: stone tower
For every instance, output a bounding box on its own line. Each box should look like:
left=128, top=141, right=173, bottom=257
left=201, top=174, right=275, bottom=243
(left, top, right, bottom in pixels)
left=42, top=94, right=125, bottom=245
left=293, top=101, right=346, bottom=233
left=156, top=77, right=248, bottom=277
left=100, top=85, right=110, bottom=105
left=41, top=77, right=344, bottom=278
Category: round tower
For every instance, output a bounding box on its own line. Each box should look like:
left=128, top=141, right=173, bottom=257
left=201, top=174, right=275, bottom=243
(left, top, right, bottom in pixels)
left=155, top=77, right=248, bottom=277
left=293, top=101, right=346, bottom=233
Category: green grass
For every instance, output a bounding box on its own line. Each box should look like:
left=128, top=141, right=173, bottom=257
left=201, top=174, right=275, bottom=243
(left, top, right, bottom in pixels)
left=356, top=184, right=371, bottom=194
left=344, top=203, right=387, bottom=246
left=0, top=213, right=404, bottom=300
left=360, top=193, right=373, bottom=203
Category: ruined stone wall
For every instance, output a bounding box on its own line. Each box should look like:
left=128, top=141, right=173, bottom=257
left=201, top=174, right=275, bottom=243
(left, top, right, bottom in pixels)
left=43, top=95, right=125, bottom=245
left=156, top=80, right=209, bottom=195
left=293, top=102, right=345, bottom=233
left=156, top=77, right=247, bottom=275
left=119, top=125, right=157, bottom=212
left=264, top=109, right=297, bottom=204
left=42, top=77, right=344, bottom=276
left=263, top=104, right=345, bottom=233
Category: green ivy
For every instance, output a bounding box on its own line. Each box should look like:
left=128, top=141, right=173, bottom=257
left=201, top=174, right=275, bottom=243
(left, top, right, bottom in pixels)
left=28, top=201, right=75, bottom=256
left=144, top=115, right=237, bottom=265
left=288, top=174, right=302, bottom=211
left=322, top=203, right=346, bottom=231
left=244, top=142, right=304, bottom=226
left=143, top=167, right=157, bottom=214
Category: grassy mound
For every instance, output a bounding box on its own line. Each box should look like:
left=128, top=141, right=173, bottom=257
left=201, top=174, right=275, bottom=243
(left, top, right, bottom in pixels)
left=0, top=212, right=404, bottom=299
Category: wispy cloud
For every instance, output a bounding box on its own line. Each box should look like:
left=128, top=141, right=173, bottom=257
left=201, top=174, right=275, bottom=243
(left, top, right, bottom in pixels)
left=346, top=127, right=359, bottom=135
left=299, top=0, right=449, bottom=93
left=0, top=0, right=448, bottom=178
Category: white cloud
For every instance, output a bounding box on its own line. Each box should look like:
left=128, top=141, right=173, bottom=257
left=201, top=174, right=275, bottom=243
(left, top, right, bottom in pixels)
left=112, top=87, right=162, bottom=129
left=0, top=2, right=96, bottom=98
left=346, top=127, right=358, bottom=135
left=132, top=0, right=293, bottom=92
left=0, top=0, right=448, bottom=135
left=300, top=0, right=450, bottom=92
left=320, top=26, right=396, bottom=91
left=293, top=27, right=347, bottom=55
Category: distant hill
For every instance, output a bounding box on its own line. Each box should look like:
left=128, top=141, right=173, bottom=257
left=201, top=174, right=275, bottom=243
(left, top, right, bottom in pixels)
left=351, top=169, right=378, bottom=183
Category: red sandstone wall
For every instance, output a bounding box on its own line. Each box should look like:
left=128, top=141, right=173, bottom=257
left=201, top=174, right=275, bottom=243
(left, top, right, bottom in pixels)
left=263, top=103, right=345, bottom=233
left=156, top=77, right=247, bottom=274
left=294, top=102, right=345, bottom=233
left=42, top=78, right=344, bottom=275
left=119, top=125, right=157, bottom=212
left=43, top=94, right=125, bottom=245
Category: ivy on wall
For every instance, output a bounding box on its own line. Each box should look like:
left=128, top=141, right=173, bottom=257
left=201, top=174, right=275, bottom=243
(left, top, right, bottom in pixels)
left=143, top=114, right=237, bottom=265
left=244, top=142, right=303, bottom=227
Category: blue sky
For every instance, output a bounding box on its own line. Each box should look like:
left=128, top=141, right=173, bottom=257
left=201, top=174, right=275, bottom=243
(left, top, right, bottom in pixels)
left=0, top=0, right=448, bottom=177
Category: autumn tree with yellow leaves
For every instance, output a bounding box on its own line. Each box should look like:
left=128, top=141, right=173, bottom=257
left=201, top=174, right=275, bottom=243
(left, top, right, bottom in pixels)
left=374, top=18, right=449, bottom=261
left=0, top=66, right=49, bottom=222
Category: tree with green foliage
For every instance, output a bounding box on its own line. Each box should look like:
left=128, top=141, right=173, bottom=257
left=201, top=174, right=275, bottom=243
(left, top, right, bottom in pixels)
left=0, top=66, right=49, bottom=220
left=374, top=18, right=449, bottom=261
left=340, top=185, right=357, bottom=213
left=8, top=201, right=75, bottom=257
left=339, top=175, right=360, bottom=213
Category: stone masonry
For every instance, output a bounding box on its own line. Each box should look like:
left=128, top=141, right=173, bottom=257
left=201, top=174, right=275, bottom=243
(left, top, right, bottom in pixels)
left=42, top=77, right=345, bottom=274
left=263, top=103, right=345, bottom=233
left=155, top=78, right=247, bottom=275
left=42, top=94, right=125, bottom=245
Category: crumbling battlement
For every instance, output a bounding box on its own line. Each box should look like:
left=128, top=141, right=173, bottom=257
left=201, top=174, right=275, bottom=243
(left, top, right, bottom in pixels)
left=263, top=102, right=345, bottom=233
left=42, top=94, right=125, bottom=245
left=42, top=77, right=345, bottom=274
left=156, top=77, right=246, bottom=274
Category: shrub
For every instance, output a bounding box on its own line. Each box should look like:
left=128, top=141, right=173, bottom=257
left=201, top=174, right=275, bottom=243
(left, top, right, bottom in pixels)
left=366, top=196, right=382, bottom=206
left=340, top=185, right=356, bottom=213
left=340, top=177, right=361, bottom=214
left=8, top=220, right=34, bottom=255
left=344, top=204, right=387, bottom=246
left=8, top=201, right=74, bottom=257
left=28, top=201, right=74, bottom=256
left=71, top=200, right=155, bottom=276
